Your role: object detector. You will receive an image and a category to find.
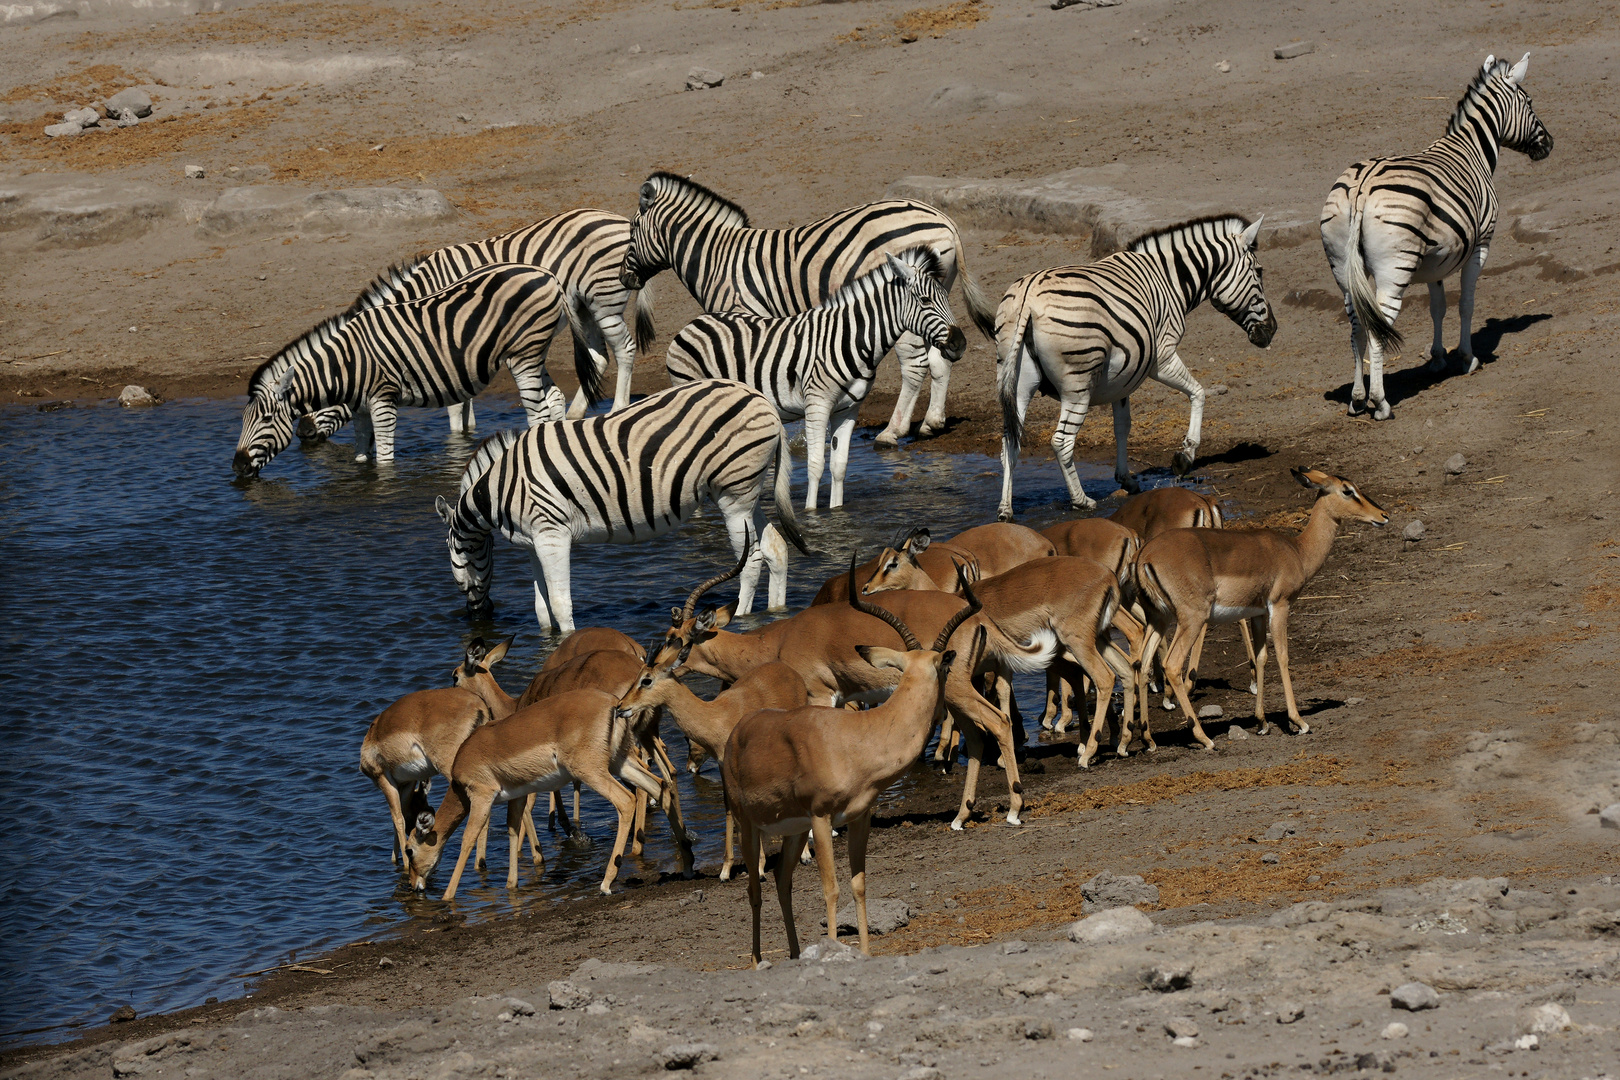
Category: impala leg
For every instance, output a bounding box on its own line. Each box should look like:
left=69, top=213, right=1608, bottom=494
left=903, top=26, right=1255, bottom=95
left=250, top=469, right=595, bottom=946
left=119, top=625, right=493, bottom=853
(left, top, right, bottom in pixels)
left=1151, top=351, right=1205, bottom=476
left=949, top=704, right=984, bottom=828
left=1268, top=603, right=1309, bottom=734
left=1056, top=621, right=1117, bottom=771
left=1251, top=614, right=1273, bottom=735
left=777, top=831, right=808, bottom=959
left=1426, top=280, right=1449, bottom=372
left=1188, top=625, right=1209, bottom=688
left=443, top=795, right=494, bottom=901
left=1239, top=620, right=1259, bottom=695
left=1457, top=244, right=1488, bottom=374
left=721, top=808, right=737, bottom=883
left=743, top=820, right=765, bottom=965
left=629, top=784, right=648, bottom=857
left=1040, top=669, right=1061, bottom=731
left=1162, top=621, right=1214, bottom=750
left=931, top=710, right=956, bottom=769
left=591, top=774, right=639, bottom=895
left=847, top=813, right=873, bottom=956
left=827, top=404, right=858, bottom=510
left=1134, top=625, right=1164, bottom=755
left=475, top=816, right=490, bottom=872
left=505, top=798, right=526, bottom=889
left=380, top=779, right=409, bottom=867
left=1052, top=390, right=1097, bottom=512
left=623, top=748, right=695, bottom=878
left=810, top=816, right=841, bottom=950
left=996, top=342, right=1043, bottom=521
left=952, top=684, right=1025, bottom=826
left=522, top=793, right=543, bottom=867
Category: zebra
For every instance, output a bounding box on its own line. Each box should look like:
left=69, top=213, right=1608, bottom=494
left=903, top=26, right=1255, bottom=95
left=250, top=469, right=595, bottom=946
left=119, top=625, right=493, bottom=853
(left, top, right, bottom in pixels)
left=434, top=380, right=809, bottom=635
left=663, top=249, right=965, bottom=510
left=1322, top=54, right=1551, bottom=421
left=995, top=215, right=1275, bottom=520
left=618, top=171, right=994, bottom=447
left=264, top=263, right=579, bottom=469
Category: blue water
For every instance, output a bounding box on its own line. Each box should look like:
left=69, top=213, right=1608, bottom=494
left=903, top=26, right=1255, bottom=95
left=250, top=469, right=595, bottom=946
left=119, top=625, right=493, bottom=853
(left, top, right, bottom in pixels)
left=0, top=394, right=1128, bottom=1041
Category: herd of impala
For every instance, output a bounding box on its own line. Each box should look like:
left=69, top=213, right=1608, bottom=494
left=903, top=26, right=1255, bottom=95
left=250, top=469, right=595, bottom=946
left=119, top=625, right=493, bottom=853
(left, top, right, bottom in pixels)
left=363, top=472, right=1389, bottom=963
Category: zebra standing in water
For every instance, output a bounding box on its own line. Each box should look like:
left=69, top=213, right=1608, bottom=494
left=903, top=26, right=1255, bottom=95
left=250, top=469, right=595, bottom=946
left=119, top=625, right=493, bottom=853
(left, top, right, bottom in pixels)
left=435, top=381, right=808, bottom=634
left=663, top=249, right=965, bottom=510
left=996, top=216, right=1275, bottom=520
left=266, top=264, right=577, bottom=469
left=1322, top=54, right=1552, bottom=420
left=618, top=171, right=994, bottom=447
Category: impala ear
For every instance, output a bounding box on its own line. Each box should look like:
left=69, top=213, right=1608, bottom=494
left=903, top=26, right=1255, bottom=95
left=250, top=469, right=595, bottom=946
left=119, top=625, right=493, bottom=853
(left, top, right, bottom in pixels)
left=482, top=636, right=513, bottom=667
left=413, top=811, right=435, bottom=837
left=435, top=495, right=455, bottom=525
left=710, top=604, right=735, bottom=629
left=909, top=528, right=932, bottom=554
left=939, top=649, right=957, bottom=675
left=1291, top=465, right=1327, bottom=490
left=1508, top=53, right=1529, bottom=85
left=695, top=604, right=734, bottom=632
left=1240, top=216, right=1263, bottom=250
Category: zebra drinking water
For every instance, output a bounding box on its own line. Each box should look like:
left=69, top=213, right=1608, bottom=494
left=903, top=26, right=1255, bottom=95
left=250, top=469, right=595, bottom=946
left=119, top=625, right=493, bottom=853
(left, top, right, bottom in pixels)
left=1321, top=54, right=1552, bottom=420
left=995, top=215, right=1275, bottom=519
left=435, top=380, right=808, bottom=635
left=663, top=249, right=965, bottom=510
left=618, top=171, right=994, bottom=447
left=263, top=263, right=581, bottom=468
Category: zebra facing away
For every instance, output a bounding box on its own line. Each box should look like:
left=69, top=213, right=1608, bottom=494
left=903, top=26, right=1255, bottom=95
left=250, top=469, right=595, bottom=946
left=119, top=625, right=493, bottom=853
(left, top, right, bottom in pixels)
left=618, top=171, right=995, bottom=447
left=996, top=215, right=1275, bottom=520
left=269, top=264, right=579, bottom=468
left=664, top=249, right=966, bottom=511
left=435, top=381, right=809, bottom=635
left=1322, top=54, right=1551, bottom=421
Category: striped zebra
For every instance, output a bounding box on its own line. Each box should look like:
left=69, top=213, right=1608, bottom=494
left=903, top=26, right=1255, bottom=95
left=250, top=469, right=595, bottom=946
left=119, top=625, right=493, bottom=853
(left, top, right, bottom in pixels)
left=1322, top=54, right=1551, bottom=420
left=434, top=380, right=809, bottom=635
left=269, top=263, right=576, bottom=467
left=664, top=248, right=965, bottom=510
left=995, top=216, right=1275, bottom=520
left=618, top=171, right=994, bottom=447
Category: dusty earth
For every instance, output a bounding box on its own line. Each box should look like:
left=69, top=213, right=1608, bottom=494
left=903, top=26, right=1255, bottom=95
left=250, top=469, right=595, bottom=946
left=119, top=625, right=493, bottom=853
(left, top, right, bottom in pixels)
left=4, top=0, right=1620, bottom=1075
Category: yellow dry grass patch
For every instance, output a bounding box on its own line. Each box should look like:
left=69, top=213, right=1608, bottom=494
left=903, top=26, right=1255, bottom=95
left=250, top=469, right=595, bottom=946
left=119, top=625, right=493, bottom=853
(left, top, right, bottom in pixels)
left=895, top=0, right=991, bottom=36
left=1024, top=755, right=1347, bottom=817
left=0, top=63, right=152, bottom=104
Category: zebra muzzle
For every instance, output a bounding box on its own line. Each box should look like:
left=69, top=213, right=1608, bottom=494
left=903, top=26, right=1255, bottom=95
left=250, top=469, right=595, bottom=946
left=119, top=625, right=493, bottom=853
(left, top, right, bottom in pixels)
left=942, top=326, right=967, bottom=362
left=231, top=450, right=260, bottom=478
left=619, top=267, right=642, bottom=290
left=1248, top=312, right=1277, bottom=349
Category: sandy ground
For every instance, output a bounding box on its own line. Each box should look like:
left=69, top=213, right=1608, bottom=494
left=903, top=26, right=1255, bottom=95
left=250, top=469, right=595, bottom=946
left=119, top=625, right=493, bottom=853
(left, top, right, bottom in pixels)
left=4, top=0, right=1620, bottom=1074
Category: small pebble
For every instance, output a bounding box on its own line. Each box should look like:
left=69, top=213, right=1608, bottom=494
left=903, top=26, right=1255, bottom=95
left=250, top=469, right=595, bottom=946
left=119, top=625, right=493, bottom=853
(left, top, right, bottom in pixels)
left=1261, top=852, right=1280, bottom=864
left=1067, top=1027, right=1094, bottom=1042
left=1214, top=60, right=1231, bottom=73
left=184, top=164, right=206, bottom=179
left=1382, top=1022, right=1408, bottom=1039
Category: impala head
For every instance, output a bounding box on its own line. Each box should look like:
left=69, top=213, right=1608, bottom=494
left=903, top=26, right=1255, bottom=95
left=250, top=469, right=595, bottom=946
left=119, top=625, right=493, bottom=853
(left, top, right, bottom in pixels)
left=861, top=527, right=932, bottom=595
left=1291, top=467, right=1389, bottom=527
left=1460, top=54, right=1553, bottom=162
left=621, top=171, right=749, bottom=290
left=450, top=635, right=512, bottom=686
left=849, top=552, right=982, bottom=709
left=614, top=643, right=686, bottom=722
left=436, top=494, right=495, bottom=619
left=886, top=249, right=966, bottom=362
left=404, top=807, right=447, bottom=892
left=650, top=540, right=750, bottom=669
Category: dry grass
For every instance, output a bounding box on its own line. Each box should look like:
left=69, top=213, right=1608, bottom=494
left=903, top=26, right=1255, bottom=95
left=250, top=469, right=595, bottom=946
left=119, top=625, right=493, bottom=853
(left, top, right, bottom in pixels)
left=1147, top=845, right=1347, bottom=908
left=1024, top=755, right=1347, bottom=817
left=0, top=63, right=151, bottom=104
left=269, top=126, right=559, bottom=184
left=1314, top=634, right=1565, bottom=682
left=895, top=0, right=991, bottom=36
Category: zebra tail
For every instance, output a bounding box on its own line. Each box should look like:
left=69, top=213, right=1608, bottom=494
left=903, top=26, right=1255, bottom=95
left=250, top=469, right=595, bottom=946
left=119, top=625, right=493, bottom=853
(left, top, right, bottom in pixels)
left=566, top=289, right=607, bottom=408
left=633, top=282, right=657, bottom=353
left=1345, top=210, right=1403, bottom=354
left=956, top=248, right=997, bottom=340
left=772, top=428, right=811, bottom=555
left=996, top=297, right=1034, bottom=461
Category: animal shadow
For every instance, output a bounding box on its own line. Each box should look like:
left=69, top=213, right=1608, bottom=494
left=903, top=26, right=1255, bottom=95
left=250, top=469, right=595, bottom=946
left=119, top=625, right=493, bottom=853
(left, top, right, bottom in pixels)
left=1323, top=312, right=1552, bottom=410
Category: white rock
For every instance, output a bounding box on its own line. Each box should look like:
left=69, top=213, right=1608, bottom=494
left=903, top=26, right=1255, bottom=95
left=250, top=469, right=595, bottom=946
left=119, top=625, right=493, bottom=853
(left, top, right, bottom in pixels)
left=116, top=108, right=140, bottom=127
left=1598, top=803, right=1620, bottom=830
left=1198, top=704, right=1223, bottom=719
left=800, top=938, right=862, bottom=962
left=107, top=87, right=154, bottom=117
left=185, top=164, right=207, bottom=179
left=44, top=122, right=84, bottom=138
left=1382, top=1022, right=1408, bottom=1039
left=1214, top=60, right=1232, bottom=73
left=1273, top=41, right=1315, bottom=59
left=1067, top=1027, right=1094, bottom=1041
left=1227, top=724, right=1249, bottom=741
left=1275, top=1001, right=1305, bottom=1024
left=1514, top=1033, right=1538, bottom=1050
left=118, top=385, right=156, bottom=407
left=628, top=43, right=641, bottom=54
left=1525, top=1002, right=1571, bottom=1033
left=751, top=70, right=764, bottom=79
left=1068, top=905, right=1154, bottom=943
left=685, top=67, right=725, bottom=91
left=1390, top=981, right=1440, bottom=1011
left=63, top=106, right=99, bottom=126
left=1172, top=1035, right=1199, bottom=1047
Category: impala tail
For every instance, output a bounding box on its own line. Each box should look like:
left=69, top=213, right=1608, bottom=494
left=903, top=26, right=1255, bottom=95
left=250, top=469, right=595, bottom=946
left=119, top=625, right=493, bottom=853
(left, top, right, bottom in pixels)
left=985, top=620, right=1061, bottom=674
left=1345, top=209, right=1403, bottom=354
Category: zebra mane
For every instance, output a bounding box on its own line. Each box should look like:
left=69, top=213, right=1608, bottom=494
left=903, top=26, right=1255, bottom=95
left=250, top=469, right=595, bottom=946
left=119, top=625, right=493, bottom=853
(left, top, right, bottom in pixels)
left=815, top=246, right=943, bottom=312
left=646, top=170, right=750, bottom=229
left=1128, top=214, right=1252, bottom=255
left=344, top=255, right=428, bottom=317
left=1447, top=56, right=1514, bottom=136
left=459, top=429, right=520, bottom=494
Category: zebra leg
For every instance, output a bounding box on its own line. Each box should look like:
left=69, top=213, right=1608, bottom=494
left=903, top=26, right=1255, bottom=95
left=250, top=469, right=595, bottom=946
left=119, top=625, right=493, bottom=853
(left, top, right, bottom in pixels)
left=720, top=500, right=767, bottom=615
left=352, top=404, right=375, bottom=461
left=512, top=359, right=566, bottom=427
left=995, top=346, right=1043, bottom=522
left=366, top=396, right=398, bottom=463
left=1456, top=244, right=1488, bottom=374
left=827, top=404, right=859, bottom=510
left=802, top=402, right=831, bottom=512
left=447, top=401, right=476, bottom=434
left=1150, top=351, right=1206, bottom=475
left=1343, top=295, right=1368, bottom=416
left=920, top=347, right=951, bottom=436
left=873, top=334, right=931, bottom=448
left=1111, top=399, right=1139, bottom=494
left=525, top=547, right=557, bottom=633
left=1426, top=281, right=1449, bottom=372
left=1051, top=391, right=1097, bottom=512
left=597, top=296, right=637, bottom=412
left=530, top=531, right=576, bottom=634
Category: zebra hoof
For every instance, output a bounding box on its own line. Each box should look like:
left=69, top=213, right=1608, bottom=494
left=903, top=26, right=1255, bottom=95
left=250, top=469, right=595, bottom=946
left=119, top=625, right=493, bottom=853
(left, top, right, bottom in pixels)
left=1348, top=398, right=1367, bottom=417
left=996, top=509, right=1016, bottom=523
left=1462, top=354, right=1480, bottom=374
left=1172, top=451, right=1195, bottom=476
left=872, top=431, right=901, bottom=449
left=1371, top=401, right=1393, bottom=421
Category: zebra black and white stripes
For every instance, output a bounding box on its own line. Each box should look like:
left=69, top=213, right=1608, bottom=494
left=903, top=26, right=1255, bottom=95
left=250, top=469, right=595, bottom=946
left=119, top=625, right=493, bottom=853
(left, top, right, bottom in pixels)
left=1321, top=54, right=1552, bottom=420
left=995, top=215, right=1275, bottom=519
left=435, top=381, right=809, bottom=634
left=664, top=249, right=965, bottom=510
left=273, top=263, right=577, bottom=466
left=619, top=171, right=994, bottom=447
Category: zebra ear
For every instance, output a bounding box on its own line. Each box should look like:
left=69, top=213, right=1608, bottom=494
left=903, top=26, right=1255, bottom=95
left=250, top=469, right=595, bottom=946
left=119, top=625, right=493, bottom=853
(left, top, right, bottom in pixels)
left=1240, top=216, right=1263, bottom=251
left=885, top=252, right=916, bottom=284
left=1482, top=53, right=1496, bottom=74
left=1507, top=53, right=1529, bottom=85
left=435, top=495, right=455, bottom=525
left=638, top=181, right=657, bottom=213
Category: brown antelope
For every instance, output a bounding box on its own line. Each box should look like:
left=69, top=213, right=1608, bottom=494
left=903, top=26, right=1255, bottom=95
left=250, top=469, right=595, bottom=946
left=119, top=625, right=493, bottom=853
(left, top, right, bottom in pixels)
left=405, top=688, right=694, bottom=899
left=1133, top=467, right=1388, bottom=747
left=540, top=627, right=644, bottom=673
left=657, top=553, right=1054, bottom=829
left=810, top=538, right=976, bottom=606
left=724, top=567, right=978, bottom=962
left=1109, top=486, right=1224, bottom=538
left=361, top=638, right=536, bottom=870
left=1035, top=518, right=1140, bottom=731
left=816, top=521, right=1055, bottom=604
left=614, top=657, right=808, bottom=881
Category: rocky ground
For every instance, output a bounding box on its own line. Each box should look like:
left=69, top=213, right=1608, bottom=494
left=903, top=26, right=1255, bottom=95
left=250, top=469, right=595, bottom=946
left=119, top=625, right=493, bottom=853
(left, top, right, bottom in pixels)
left=4, top=0, right=1619, bottom=1075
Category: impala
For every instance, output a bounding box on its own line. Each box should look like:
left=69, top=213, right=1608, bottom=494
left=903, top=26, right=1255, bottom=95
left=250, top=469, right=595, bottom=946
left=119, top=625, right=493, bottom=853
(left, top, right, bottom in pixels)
left=1035, top=517, right=1139, bottom=732
left=1133, top=467, right=1388, bottom=746
left=724, top=564, right=979, bottom=962
left=815, top=521, right=1054, bottom=604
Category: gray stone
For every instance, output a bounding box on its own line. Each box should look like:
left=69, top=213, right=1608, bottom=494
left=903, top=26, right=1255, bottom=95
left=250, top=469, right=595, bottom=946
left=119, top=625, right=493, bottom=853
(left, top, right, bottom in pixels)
left=0, top=173, right=179, bottom=247
left=1069, top=906, right=1154, bottom=943
left=1262, top=822, right=1297, bottom=842
left=118, top=385, right=156, bottom=407
left=1198, top=704, right=1223, bottom=719
left=547, top=980, right=592, bottom=1009
left=1147, top=964, right=1193, bottom=992
left=801, top=938, right=863, bottom=962
left=1444, top=453, right=1467, bottom=475
left=1600, top=804, right=1620, bottom=830
left=1081, top=870, right=1159, bottom=912
left=1273, top=41, right=1315, bottom=60
left=898, top=1069, right=942, bottom=1080
left=503, top=997, right=536, bottom=1016
left=1390, top=981, right=1440, bottom=1011
left=1403, top=519, right=1426, bottom=542
left=1524, top=1002, right=1571, bottom=1033
left=44, top=122, right=83, bottom=138
left=1227, top=724, right=1249, bottom=741
left=923, top=84, right=1028, bottom=114
left=1165, top=1017, right=1199, bottom=1039
left=185, top=165, right=207, bottom=179
left=1209, top=383, right=1229, bottom=395
left=685, top=67, right=725, bottom=90
left=62, top=106, right=99, bottom=126
left=1355, top=1050, right=1395, bottom=1072
left=109, top=1004, right=137, bottom=1022
left=1261, top=852, right=1280, bottom=865
left=1001, top=940, right=1029, bottom=955
left=198, top=186, right=456, bottom=236
left=106, top=88, right=154, bottom=117
left=1067, top=1027, right=1094, bottom=1041
left=822, top=898, right=910, bottom=935
left=584, top=1002, right=610, bottom=1016
left=1024, top=1018, right=1055, bottom=1039
left=1275, top=1001, right=1304, bottom=1023
left=116, top=108, right=140, bottom=126
left=659, top=1042, right=719, bottom=1068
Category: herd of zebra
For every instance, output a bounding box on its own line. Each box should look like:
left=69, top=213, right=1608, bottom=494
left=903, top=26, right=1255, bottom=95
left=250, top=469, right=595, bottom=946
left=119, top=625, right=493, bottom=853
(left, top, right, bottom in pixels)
left=235, top=53, right=1551, bottom=951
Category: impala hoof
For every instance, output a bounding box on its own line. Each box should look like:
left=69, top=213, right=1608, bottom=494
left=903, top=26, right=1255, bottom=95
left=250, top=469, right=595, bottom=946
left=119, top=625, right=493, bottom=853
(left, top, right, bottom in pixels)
left=949, top=818, right=966, bottom=832
left=1006, top=812, right=1022, bottom=826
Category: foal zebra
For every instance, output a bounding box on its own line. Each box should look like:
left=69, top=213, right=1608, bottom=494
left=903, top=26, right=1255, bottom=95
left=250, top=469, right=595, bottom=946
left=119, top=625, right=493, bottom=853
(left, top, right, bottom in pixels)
left=619, top=171, right=994, bottom=447
left=664, top=249, right=965, bottom=510
left=1322, top=54, right=1552, bottom=420
left=272, top=264, right=578, bottom=466
left=435, top=381, right=808, bottom=635
left=996, top=216, right=1275, bottom=520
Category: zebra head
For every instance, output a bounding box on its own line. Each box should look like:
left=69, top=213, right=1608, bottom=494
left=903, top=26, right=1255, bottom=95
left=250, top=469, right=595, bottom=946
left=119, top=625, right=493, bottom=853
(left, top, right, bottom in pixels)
left=621, top=171, right=749, bottom=290
left=1207, top=217, right=1277, bottom=349
left=886, top=250, right=967, bottom=362
left=1481, top=53, right=1553, bottom=161
left=233, top=358, right=303, bottom=478
left=436, top=494, right=496, bottom=620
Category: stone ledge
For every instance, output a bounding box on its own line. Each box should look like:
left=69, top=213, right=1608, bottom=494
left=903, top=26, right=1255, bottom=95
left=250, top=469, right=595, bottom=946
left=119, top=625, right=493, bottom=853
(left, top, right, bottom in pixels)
left=197, top=186, right=457, bottom=237
left=0, top=173, right=179, bottom=248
